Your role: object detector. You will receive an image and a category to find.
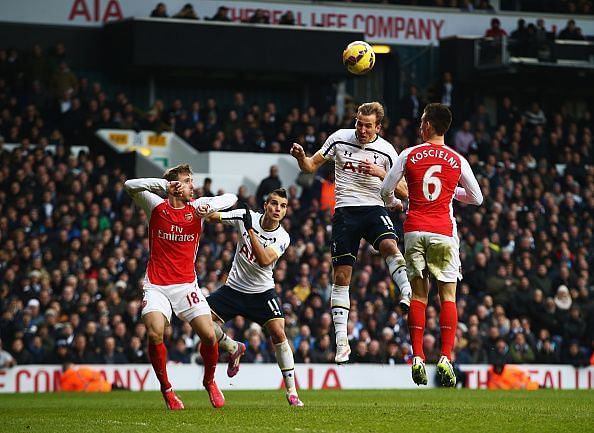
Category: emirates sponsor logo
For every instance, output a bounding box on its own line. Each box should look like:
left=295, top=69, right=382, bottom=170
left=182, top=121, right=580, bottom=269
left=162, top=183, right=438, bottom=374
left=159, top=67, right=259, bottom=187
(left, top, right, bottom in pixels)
left=157, top=229, right=196, bottom=242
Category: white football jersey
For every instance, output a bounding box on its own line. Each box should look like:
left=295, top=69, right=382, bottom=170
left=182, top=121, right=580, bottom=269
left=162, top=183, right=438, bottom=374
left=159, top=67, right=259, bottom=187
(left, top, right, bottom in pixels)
left=318, top=129, right=399, bottom=208
left=219, top=209, right=290, bottom=294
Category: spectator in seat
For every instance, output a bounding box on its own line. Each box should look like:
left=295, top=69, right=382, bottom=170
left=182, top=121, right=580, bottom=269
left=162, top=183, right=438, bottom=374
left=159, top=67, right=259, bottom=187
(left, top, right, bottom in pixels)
left=255, top=165, right=282, bottom=207
left=49, top=61, right=78, bottom=99
left=174, top=3, right=199, bottom=20
left=10, top=338, right=33, bottom=365
left=279, top=11, right=296, bottom=25
left=509, top=333, right=535, bottom=363
left=248, top=9, right=270, bottom=24
left=558, top=19, right=585, bottom=40
left=150, top=3, right=168, bottom=18
left=485, top=18, right=508, bottom=39
left=209, top=6, right=231, bottom=22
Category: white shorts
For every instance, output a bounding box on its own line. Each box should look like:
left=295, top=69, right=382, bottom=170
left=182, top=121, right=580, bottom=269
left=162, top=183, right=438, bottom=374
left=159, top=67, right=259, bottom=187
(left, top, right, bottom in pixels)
left=404, top=231, right=461, bottom=283
left=141, top=279, right=210, bottom=323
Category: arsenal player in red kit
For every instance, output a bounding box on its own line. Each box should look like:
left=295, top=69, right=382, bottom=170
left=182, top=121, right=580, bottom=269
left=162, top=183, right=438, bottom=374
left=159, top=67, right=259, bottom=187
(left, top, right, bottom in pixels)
left=381, top=104, right=483, bottom=387
left=125, top=164, right=236, bottom=409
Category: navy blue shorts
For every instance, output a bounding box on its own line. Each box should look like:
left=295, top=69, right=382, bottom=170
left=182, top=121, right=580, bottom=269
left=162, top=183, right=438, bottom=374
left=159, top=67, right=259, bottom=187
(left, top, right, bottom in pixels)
left=331, top=206, right=398, bottom=267
left=207, top=285, right=284, bottom=326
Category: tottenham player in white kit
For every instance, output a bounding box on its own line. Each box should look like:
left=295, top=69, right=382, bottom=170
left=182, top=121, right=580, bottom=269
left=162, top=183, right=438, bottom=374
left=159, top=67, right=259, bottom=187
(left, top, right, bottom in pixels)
left=290, top=102, right=411, bottom=364
left=381, top=103, right=483, bottom=387
left=204, top=188, right=304, bottom=407
left=124, top=164, right=237, bottom=409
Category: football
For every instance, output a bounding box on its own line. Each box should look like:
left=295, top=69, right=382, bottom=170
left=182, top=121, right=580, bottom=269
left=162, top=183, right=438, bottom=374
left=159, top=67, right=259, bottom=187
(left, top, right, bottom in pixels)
left=342, top=41, right=375, bottom=75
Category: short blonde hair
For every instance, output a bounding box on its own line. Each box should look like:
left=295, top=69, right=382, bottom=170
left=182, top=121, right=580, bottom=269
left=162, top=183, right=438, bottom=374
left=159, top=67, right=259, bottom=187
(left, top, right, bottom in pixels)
left=357, top=101, right=385, bottom=125
left=163, top=164, right=192, bottom=182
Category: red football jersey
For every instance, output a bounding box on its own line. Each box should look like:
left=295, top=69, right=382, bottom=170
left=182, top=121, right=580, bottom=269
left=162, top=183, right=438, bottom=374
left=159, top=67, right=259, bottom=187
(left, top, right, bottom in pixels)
left=147, top=200, right=202, bottom=285
left=403, top=143, right=462, bottom=236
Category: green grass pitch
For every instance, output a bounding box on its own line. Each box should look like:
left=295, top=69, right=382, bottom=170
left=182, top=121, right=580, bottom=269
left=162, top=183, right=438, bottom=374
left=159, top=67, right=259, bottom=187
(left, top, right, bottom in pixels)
left=1, top=389, right=593, bottom=433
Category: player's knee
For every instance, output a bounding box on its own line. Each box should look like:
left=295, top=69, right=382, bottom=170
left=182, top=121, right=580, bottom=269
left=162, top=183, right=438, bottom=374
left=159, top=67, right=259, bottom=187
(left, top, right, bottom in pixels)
left=201, top=330, right=217, bottom=346
left=379, top=239, right=398, bottom=257
left=269, top=328, right=287, bottom=345
left=147, top=329, right=163, bottom=344
left=334, top=268, right=352, bottom=286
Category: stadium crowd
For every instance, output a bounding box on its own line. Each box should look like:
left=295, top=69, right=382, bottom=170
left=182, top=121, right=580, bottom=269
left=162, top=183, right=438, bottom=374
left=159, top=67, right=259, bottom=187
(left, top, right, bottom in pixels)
left=0, top=39, right=593, bottom=372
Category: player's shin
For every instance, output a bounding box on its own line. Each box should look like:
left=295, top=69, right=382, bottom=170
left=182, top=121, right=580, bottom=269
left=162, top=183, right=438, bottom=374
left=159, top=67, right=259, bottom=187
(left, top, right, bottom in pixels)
left=200, top=340, right=219, bottom=384
left=439, top=301, right=457, bottom=359
left=408, top=300, right=427, bottom=360
left=331, top=285, right=350, bottom=342
left=148, top=342, right=172, bottom=392
left=275, top=340, right=297, bottom=395
left=385, top=252, right=412, bottom=301
left=213, top=321, right=238, bottom=353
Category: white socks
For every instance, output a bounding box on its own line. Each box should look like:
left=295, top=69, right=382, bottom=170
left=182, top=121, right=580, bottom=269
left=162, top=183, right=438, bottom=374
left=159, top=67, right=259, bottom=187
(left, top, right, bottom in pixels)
left=275, top=340, right=297, bottom=395
left=385, top=252, right=411, bottom=296
left=331, top=284, right=350, bottom=342
left=213, top=322, right=238, bottom=353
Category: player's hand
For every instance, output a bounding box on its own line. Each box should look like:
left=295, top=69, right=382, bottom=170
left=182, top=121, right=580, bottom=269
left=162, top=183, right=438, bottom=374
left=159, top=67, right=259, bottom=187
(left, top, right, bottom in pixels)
left=241, top=204, right=253, bottom=230
left=195, top=203, right=210, bottom=218
left=168, top=181, right=183, bottom=197
left=290, top=143, right=306, bottom=160
left=386, top=197, right=403, bottom=212
left=360, top=160, right=386, bottom=179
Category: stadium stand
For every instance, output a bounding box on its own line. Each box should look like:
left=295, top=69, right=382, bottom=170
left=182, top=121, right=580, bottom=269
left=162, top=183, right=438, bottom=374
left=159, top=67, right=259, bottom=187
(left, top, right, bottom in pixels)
left=0, top=3, right=593, bottom=372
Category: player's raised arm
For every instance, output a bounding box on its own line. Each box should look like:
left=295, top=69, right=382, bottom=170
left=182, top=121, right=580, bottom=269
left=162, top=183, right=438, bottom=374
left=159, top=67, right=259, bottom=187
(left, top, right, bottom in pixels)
left=290, top=143, right=327, bottom=173
left=454, top=158, right=483, bottom=205
left=124, top=178, right=170, bottom=216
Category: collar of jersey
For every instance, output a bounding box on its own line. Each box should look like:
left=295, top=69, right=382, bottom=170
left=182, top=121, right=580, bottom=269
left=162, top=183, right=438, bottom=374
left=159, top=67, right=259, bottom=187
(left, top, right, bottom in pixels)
left=354, top=131, right=379, bottom=147
left=165, top=200, right=186, bottom=210
left=259, top=215, right=280, bottom=232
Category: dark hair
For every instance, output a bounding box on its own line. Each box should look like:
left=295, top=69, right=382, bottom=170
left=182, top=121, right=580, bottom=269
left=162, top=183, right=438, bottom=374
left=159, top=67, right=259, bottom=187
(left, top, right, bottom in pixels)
left=423, top=103, right=452, bottom=136
left=265, top=188, right=287, bottom=202
left=163, top=164, right=192, bottom=182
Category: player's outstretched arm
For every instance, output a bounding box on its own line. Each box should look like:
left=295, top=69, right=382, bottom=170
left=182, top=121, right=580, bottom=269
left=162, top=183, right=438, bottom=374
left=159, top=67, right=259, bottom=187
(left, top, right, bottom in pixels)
left=193, top=193, right=238, bottom=218
left=454, top=159, right=483, bottom=205
left=290, top=143, right=326, bottom=173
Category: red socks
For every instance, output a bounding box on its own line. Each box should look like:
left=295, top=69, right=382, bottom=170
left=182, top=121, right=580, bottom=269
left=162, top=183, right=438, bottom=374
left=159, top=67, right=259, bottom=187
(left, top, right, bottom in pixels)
left=408, top=300, right=427, bottom=360
left=200, top=341, right=219, bottom=384
left=439, top=301, right=457, bottom=359
left=148, top=342, right=172, bottom=392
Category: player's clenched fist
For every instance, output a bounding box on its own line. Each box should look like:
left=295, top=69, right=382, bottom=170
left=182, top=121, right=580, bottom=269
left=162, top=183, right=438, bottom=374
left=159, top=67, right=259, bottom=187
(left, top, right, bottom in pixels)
left=290, top=143, right=305, bottom=160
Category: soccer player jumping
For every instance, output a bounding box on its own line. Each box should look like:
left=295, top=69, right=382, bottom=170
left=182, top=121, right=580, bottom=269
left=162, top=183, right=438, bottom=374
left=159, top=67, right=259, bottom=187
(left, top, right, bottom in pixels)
left=125, top=164, right=237, bottom=409
left=380, top=103, right=483, bottom=387
left=291, top=102, right=411, bottom=364
left=204, top=188, right=304, bottom=406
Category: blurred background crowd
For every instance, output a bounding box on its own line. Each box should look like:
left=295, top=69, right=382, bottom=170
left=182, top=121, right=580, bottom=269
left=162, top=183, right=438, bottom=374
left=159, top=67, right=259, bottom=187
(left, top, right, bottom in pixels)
left=0, top=7, right=593, bottom=372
